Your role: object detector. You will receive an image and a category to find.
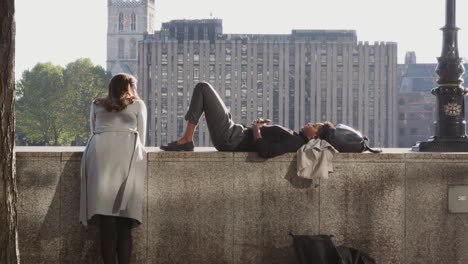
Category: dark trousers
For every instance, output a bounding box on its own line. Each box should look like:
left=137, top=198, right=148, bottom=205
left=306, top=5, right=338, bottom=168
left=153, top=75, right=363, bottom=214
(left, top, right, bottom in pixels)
left=185, top=82, right=255, bottom=151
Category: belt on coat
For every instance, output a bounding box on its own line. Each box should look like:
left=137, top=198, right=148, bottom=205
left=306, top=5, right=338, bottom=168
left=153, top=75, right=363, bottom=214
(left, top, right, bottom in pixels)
left=81, top=126, right=145, bottom=214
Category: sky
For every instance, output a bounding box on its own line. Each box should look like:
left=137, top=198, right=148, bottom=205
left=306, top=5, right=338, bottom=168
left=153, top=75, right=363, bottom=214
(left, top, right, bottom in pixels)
left=15, top=0, right=468, bottom=79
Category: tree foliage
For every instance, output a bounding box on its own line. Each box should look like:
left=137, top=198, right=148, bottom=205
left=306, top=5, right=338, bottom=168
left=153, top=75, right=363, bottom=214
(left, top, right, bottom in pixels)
left=63, top=59, right=112, bottom=144
left=16, top=59, right=111, bottom=146
left=16, top=63, right=65, bottom=145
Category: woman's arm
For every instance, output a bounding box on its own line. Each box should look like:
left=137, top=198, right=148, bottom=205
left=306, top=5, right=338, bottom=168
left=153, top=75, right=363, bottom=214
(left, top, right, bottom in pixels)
left=89, top=102, right=96, bottom=135
left=137, top=100, right=147, bottom=145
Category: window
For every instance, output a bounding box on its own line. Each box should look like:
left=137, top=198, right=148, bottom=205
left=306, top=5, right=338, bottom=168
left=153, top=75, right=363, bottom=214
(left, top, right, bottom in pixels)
left=337, top=55, right=343, bottom=64
left=399, top=113, right=405, bottom=120
left=118, top=13, right=124, bottom=31
left=353, top=55, right=359, bottom=64
left=321, top=55, right=327, bottom=65
left=118, top=38, right=124, bottom=59
left=193, top=67, right=199, bottom=79
left=424, top=105, right=433, bottom=111
left=130, top=39, right=136, bottom=59
left=131, top=13, right=136, bottom=31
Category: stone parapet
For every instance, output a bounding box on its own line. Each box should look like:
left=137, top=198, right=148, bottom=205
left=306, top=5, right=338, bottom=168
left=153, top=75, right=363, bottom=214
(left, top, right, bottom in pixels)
left=14, top=147, right=468, bottom=264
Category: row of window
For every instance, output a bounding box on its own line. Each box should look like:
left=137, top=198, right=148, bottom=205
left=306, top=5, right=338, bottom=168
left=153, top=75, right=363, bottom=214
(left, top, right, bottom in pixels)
left=156, top=42, right=384, bottom=54
left=152, top=52, right=387, bottom=68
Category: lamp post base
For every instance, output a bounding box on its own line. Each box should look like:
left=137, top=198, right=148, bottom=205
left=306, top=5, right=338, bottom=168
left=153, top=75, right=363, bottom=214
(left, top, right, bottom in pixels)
left=413, top=137, right=468, bottom=152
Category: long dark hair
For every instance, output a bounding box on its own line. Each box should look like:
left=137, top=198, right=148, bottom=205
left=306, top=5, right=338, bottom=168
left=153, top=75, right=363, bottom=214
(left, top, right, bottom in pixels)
left=94, top=73, right=140, bottom=111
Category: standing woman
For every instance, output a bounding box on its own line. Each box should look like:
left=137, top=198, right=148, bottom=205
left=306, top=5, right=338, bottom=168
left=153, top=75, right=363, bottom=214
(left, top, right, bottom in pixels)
left=80, top=73, right=147, bottom=264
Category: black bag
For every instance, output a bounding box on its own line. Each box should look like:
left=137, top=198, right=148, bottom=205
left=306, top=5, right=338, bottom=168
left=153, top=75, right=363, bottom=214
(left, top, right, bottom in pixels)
left=290, top=233, right=376, bottom=264
left=325, top=124, right=381, bottom=153
left=336, top=246, right=376, bottom=264
left=290, top=234, right=342, bottom=264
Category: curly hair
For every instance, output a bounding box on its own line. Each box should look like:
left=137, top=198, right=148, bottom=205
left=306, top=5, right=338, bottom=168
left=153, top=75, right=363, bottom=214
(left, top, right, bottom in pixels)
left=94, top=73, right=140, bottom=112
left=317, top=121, right=334, bottom=139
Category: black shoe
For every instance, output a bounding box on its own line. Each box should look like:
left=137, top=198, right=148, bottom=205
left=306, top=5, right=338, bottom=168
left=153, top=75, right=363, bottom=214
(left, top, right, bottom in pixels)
left=160, top=141, right=195, bottom=151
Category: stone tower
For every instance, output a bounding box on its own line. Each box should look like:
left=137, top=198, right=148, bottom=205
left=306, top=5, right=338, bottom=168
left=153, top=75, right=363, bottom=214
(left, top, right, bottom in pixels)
left=107, top=0, right=155, bottom=77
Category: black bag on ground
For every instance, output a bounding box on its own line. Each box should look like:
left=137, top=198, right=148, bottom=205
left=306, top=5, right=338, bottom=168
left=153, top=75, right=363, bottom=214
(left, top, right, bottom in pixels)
left=325, top=124, right=381, bottom=153
left=290, top=233, right=376, bottom=264
left=336, top=246, right=376, bottom=264
left=290, top=234, right=341, bottom=264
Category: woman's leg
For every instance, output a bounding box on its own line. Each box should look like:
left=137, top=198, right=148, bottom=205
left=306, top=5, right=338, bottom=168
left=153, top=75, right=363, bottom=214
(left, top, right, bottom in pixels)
left=116, top=217, right=133, bottom=264
left=100, top=215, right=117, bottom=264
left=172, top=82, right=244, bottom=149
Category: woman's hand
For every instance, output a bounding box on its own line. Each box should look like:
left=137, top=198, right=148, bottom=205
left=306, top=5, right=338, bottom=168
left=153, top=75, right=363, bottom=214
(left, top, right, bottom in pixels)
left=252, top=119, right=266, bottom=130
left=252, top=119, right=265, bottom=141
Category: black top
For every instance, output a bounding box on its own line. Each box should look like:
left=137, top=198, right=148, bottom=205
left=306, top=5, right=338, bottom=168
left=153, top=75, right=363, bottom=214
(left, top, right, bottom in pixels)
left=254, top=125, right=309, bottom=158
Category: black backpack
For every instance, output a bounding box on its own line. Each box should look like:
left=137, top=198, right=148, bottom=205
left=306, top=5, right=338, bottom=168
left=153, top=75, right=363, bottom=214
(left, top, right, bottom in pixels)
left=290, top=233, right=376, bottom=264
left=325, top=124, right=381, bottom=153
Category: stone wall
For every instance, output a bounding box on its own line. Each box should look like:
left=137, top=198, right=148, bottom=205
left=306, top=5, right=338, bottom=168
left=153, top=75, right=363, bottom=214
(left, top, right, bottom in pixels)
left=15, top=147, right=468, bottom=264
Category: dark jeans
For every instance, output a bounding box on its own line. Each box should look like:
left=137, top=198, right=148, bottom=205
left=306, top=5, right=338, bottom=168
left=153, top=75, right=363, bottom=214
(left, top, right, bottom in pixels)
left=185, top=82, right=255, bottom=151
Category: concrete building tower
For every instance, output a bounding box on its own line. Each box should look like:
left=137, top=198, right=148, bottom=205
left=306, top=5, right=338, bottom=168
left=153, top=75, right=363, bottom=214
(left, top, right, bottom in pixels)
left=138, top=19, right=399, bottom=147
left=107, top=0, right=155, bottom=77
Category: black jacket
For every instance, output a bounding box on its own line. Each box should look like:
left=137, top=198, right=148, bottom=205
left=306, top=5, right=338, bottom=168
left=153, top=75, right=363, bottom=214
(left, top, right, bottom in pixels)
left=254, top=125, right=309, bottom=158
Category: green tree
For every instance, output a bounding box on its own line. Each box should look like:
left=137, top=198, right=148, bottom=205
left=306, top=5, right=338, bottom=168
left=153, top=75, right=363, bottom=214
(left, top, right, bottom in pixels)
left=15, top=59, right=111, bottom=146
left=16, top=63, right=66, bottom=145
left=63, top=58, right=111, bottom=145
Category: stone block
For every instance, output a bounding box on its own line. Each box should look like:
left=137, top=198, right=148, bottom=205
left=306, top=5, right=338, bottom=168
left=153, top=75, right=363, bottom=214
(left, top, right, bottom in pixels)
left=60, top=156, right=101, bottom=264
left=17, top=158, right=61, bottom=264
left=148, top=149, right=232, bottom=161
left=147, top=157, right=234, bottom=264
left=320, top=162, right=405, bottom=264
left=232, top=154, right=319, bottom=264
left=15, top=148, right=468, bottom=264
left=406, top=163, right=468, bottom=264
left=132, top=161, right=148, bottom=264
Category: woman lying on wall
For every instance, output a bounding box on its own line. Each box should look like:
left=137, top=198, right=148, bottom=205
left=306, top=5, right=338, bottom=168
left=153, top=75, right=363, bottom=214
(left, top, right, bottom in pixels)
left=160, top=81, right=334, bottom=158
left=80, top=73, right=147, bottom=264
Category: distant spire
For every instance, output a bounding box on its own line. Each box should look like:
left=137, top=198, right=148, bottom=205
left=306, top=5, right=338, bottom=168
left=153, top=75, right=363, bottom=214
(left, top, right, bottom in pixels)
left=405, top=51, right=417, bottom=64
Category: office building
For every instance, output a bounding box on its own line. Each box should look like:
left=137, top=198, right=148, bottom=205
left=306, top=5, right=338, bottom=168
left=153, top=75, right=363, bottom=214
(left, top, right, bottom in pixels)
left=138, top=19, right=399, bottom=147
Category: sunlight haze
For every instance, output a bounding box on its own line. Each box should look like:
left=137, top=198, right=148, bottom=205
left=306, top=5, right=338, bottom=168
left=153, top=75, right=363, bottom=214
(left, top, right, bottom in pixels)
left=15, top=0, right=468, bottom=77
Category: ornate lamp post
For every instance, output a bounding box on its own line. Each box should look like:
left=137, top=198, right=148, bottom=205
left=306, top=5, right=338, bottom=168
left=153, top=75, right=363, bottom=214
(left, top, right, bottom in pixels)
left=414, top=0, right=468, bottom=151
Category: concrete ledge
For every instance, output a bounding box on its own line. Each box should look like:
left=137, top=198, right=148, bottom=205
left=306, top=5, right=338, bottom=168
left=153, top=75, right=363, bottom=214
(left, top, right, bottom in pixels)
left=14, top=147, right=468, bottom=264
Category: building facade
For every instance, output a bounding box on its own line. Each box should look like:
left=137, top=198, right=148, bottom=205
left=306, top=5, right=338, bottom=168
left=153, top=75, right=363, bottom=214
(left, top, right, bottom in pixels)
left=138, top=19, right=399, bottom=148
left=107, top=0, right=155, bottom=77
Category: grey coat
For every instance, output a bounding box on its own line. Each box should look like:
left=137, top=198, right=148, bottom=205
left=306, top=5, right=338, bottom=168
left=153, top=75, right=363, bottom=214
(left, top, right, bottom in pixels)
left=80, top=100, right=147, bottom=226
